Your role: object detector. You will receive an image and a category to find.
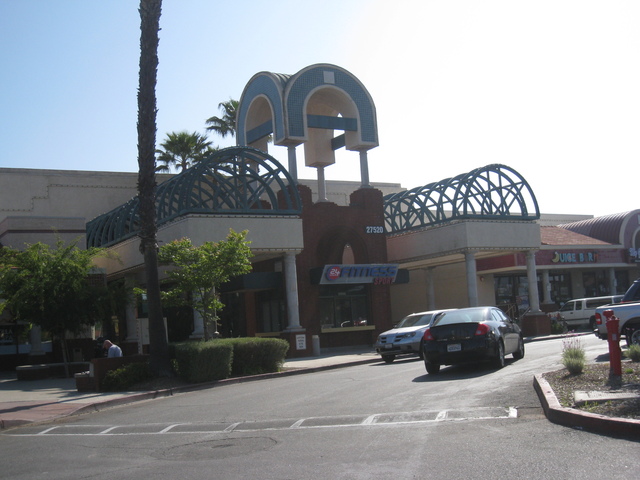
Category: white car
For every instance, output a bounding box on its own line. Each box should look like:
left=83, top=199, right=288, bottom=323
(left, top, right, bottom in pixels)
left=374, top=309, right=451, bottom=363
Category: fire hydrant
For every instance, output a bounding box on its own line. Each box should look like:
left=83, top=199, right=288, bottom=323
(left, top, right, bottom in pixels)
left=603, top=309, right=622, bottom=377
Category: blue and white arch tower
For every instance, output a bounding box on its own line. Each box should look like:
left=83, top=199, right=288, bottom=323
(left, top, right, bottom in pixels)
left=237, top=64, right=379, bottom=201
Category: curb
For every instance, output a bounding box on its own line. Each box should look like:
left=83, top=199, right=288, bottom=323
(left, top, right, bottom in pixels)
left=533, top=373, right=640, bottom=438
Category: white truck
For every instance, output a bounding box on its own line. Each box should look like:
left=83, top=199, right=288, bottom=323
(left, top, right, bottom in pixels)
left=594, top=278, right=640, bottom=346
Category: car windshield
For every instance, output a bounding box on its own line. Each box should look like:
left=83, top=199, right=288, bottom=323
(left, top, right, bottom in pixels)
left=433, top=309, right=484, bottom=326
left=396, top=313, right=433, bottom=328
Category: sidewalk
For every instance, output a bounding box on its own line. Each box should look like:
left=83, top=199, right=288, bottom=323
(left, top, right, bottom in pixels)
left=1, top=333, right=637, bottom=437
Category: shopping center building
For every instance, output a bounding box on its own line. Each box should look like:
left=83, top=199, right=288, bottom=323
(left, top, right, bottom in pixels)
left=1, top=64, right=638, bottom=361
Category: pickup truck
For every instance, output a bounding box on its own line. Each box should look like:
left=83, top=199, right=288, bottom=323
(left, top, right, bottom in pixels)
left=594, top=278, right=640, bottom=346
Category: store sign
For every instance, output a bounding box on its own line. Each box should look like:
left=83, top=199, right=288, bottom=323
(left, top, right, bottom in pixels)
left=551, top=251, right=598, bottom=263
left=321, top=264, right=399, bottom=285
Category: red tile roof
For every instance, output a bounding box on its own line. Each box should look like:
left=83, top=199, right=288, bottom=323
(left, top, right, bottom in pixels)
left=541, top=226, right=612, bottom=246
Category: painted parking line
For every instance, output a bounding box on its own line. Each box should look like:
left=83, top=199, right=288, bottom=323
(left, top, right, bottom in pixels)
left=5, top=406, right=518, bottom=436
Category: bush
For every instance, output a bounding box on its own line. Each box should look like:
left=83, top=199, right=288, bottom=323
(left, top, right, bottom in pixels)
left=102, top=362, right=153, bottom=391
left=626, top=344, right=640, bottom=362
left=217, top=337, right=290, bottom=376
left=562, top=336, right=585, bottom=374
left=173, top=341, right=233, bottom=383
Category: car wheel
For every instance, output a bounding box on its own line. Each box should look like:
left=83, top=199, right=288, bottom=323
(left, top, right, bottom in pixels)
left=382, top=355, right=395, bottom=364
left=418, top=340, right=424, bottom=359
left=493, top=340, right=505, bottom=369
left=512, top=336, right=525, bottom=360
left=630, top=328, right=640, bottom=347
left=589, top=317, right=596, bottom=330
left=425, top=361, right=440, bottom=375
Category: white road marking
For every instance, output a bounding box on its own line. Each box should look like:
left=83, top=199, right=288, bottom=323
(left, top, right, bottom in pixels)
left=6, top=407, right=518, bottom=437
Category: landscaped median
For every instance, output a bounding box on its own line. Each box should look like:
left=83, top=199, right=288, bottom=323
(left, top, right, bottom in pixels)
left=533, top=373, right=640, bottom=438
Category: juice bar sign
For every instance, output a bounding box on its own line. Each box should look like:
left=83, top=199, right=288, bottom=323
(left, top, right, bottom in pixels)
left=321, top=264, right=399, bottom=285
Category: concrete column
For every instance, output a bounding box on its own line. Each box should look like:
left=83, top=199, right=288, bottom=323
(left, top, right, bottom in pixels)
left=284, top=251, right=302, bottom=330
left=465, top=252, right=478, bottom=307
left=28, top=325, right=45, bottom=357
left=526, top=251, right=541, bottom=312
left=124, top=275, right=139, bottom=343
left=190, top=292, right=205, bottom=339
left=287, top=145, right=298, bottom=182
left=541, top=269, right=552, bottom=304
left=317, top=167, right=328, bottom=202
left=359, top=150, right=371, bottom=188
left=424, top=267, right=436, bottom=310
left=608, top=267, right=617, bottom=294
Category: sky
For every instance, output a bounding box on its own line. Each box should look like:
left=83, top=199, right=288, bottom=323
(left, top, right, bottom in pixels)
left=1, top=0, right=638, bottom=217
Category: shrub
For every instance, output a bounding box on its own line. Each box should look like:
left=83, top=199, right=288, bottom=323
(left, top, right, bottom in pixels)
left=218, top=337, right=290, bottom=376
left=562, top=335, right=585, bottom=374
left=102, top=362, right=153, bottom=391
left=626, top=344, right=640, bottom=362
left=173, top=341, right=233, bottom=383
left=550, top=320, right=565, bottom=334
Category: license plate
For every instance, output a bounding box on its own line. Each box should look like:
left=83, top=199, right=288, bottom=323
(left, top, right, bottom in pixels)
left=447, top=343, right=461, bottom=352
left=385, top=344, right=393, bottom=349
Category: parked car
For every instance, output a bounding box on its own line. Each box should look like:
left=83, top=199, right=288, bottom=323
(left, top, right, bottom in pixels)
left=422, top=306, right=524, bottom=374
left=549, top=295, right=623, bottom=330
left=375, top=309, right=451, bottom=363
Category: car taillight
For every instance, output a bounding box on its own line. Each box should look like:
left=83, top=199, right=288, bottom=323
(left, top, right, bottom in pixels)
left=423, top=328, right=434, bottom=341
left=475, top=324, right=490, bottom=336
left=595, top=313, right=602, bottom=325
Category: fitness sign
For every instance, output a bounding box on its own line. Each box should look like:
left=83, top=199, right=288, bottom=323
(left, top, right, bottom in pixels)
left=320, top=264, right=399, bottom=285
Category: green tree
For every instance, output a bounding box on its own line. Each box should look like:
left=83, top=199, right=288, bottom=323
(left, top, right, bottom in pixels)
left=0, top=241, right=106, bottom=374
left=158, top=230, right=252, bottom=340
left=137, top=0, right=171, bottom=376
left=156, top=131, right=215, bottom=173
left=205, top=99, right=238, bottom=139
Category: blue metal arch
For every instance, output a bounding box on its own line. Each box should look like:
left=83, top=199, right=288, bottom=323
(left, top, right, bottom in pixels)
left=86, top=146, right=302, bottom=248
left=383, top=164, right=540, bottom=233
left=237, top=72, right=288, bottom=146
left=285, top=64, right=378, bottom=144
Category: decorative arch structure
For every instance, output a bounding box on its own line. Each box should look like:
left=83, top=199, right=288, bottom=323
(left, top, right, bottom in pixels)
left=383, top=164, right=540, bottom=234
left=86, top=146, right=301, bottom=248
left=237, top=64, right=379, bottom=198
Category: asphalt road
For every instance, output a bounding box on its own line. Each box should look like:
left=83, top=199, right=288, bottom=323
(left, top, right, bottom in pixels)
left=1, top=335, right=638, bottom=479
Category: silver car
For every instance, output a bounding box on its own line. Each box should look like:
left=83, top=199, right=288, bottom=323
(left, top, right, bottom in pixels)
left=375, top=310, right=450, bottom=363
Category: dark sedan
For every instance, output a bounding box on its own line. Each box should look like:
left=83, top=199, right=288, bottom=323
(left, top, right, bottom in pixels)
left=422, top=306, right=524, bottom=374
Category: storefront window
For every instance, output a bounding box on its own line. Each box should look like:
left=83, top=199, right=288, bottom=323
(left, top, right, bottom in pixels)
left=256, top=291, right=285, bottom=333
left=494, top=274, right=539, bottom=319
left=319, top=284, right=369, bottom=328
left=615, top=271, right=630, bottom=294
left=548, top=273, right=571, bottom=305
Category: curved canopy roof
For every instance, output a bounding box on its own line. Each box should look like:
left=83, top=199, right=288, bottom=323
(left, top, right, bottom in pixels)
left=86, top=147, right=301, bottom=248
left=383, top=164, right=540, bottom=234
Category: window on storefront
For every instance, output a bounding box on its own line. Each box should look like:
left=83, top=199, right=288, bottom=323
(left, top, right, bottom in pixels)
left=319, top=284, right=369, bottom=328
left=582, top=271, right=609, bottom=297
left=615, top=271, right=630, bottom=294
left=257, top=291, right=285, bottom=333
left=548, top=273, right=571, bottom=305
left=494, top=274, right=540, bottom=319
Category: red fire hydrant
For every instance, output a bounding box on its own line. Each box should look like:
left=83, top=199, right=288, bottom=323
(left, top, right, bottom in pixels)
left=603, top=309, right=622, bottom=377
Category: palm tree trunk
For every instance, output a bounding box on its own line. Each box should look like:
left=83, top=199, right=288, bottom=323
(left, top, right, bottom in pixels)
left=137, top=0, right=170, bottom=376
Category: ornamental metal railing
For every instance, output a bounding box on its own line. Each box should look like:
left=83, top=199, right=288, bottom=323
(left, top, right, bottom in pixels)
left=86, top=146, right=301, bottom=248
left=383, top=164, right=539, bottom=233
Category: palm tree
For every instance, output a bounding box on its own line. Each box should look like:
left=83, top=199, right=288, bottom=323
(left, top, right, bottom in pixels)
left=205, top=99, right=238, bottom=139
left=156, top=131, right=214, bottom=172
left=137, top=0, right=171, bottom=376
